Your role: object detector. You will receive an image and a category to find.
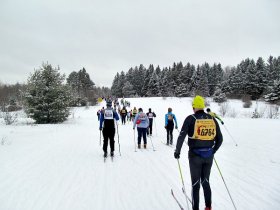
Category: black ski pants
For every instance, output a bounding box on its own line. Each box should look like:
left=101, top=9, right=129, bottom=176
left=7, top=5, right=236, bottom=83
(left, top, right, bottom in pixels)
left=147, top=119, right=153, bottom=135
left=102, top=128, right=115, bottom=153
left=137, top=127, right=147, bottom=145
left=166, top=128, right=174, bottom=144
left=121, top=115, right=126, bottom=124
left=188, top=151, right=213, bottom=210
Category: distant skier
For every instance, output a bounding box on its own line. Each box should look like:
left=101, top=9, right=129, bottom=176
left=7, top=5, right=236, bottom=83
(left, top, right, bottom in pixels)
left=131, top=107, right=138, bottom=122
left=206, top=108, right=224, bottom=125
left=174, top=95, right=223, bottom=210
left=97, top=109, right=101, bottom=121
left=165, top=107, right=178, bottom=145
left=133, top=108, right=149, bottom=149
left=146, top=108, right=156, bottom=136
left=127, top=110, right=131, bottom=122
left=99, top=100, right=119, bottom=157
left=120, top=106, right=127, bottom=125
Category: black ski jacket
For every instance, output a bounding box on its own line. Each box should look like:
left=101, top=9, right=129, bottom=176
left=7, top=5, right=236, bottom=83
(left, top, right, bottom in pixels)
left=175, top=110, right=223, bottom=155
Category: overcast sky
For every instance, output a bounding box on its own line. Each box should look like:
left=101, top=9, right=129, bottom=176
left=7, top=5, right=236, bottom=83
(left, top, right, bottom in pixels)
left=0, top=0, right=279, bottom=87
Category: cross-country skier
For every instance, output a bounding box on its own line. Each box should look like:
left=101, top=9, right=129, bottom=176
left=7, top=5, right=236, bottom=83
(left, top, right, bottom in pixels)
left=99, top=100, right=119, bottom=157
left=165, top=107, right=178, bottom=145
left=174, top=95, right=223, bottom=210
left=146, top=108, right=156, bottom=136
left=133, top=108, right=149, bottom=149
left=120, top=106, right=127, bottom=125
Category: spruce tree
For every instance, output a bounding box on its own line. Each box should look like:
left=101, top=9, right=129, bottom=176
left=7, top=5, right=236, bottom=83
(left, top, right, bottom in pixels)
left=25, top=63, right=71, bottom=124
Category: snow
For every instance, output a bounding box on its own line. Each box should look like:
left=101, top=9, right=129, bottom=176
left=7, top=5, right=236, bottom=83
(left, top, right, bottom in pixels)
left=0, top=97, right=280, bottom=210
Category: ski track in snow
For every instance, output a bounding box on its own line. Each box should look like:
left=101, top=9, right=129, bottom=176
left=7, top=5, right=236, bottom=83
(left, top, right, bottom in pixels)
left=0, top=97, right=280, bottom=210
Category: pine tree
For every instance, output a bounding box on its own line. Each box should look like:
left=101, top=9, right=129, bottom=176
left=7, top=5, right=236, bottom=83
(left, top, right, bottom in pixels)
left=147, top=71, right=160, bottom=96
left=264, top=79, right=280, bottom=104
left=122, top=81, right=135, bottom=97
left=213, top=85, right=227, bottom=103
left=25, top=63, right=71, bottom=124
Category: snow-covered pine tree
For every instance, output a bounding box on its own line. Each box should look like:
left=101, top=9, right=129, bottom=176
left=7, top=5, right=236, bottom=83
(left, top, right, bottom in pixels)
left=147, top=70, right=160, bottom=97
left=141, top=65, right=154, bottom=96
left=213, top=85, right=227, bottom=103
left=133, top=65, right=146, bottom=96
left=208, top=63, right=224, bottom=96
left=192, top=64, right=209, bottom=97
left=111, top=73, right=120, bottom=97
left=158, top=67, right=169, bottom=97
left=264, top=79, right=280, bottom=104
left=255, top=57, right=267, bottom=98
left=244, top=59, right=261, bottom=99
left=25, top=63, right=71, bottom=124
left=122, top=81, right=135, bottom=97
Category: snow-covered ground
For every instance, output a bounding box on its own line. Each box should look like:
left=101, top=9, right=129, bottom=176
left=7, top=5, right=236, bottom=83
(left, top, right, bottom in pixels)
left=0, top=97, right=280, bottom=210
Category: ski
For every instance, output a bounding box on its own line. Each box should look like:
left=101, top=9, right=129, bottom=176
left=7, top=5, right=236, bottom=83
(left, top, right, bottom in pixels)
left=160, top=140, right=174, bottom=148
left=171, top=189, right=184, bottom=210
left=182, top=187, right=192, bottom=204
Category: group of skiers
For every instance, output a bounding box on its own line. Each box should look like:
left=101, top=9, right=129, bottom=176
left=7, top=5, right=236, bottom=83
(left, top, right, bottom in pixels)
left=98, top=96, right=224, bottom=210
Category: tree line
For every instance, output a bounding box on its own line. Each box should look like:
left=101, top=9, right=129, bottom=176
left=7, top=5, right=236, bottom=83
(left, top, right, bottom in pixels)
left=111, top=56, right=280, bottom=103
left=0, top=63, right=110, bottom=123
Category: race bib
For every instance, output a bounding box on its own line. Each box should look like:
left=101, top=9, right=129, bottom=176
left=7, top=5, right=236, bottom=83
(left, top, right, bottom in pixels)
left=148, top=113, right=154, bottom=118
left=192, top=119, right=216, bottom=140
left=104, top=110, right=113, bottom=119
left=139, top=113, right=146, bottom=121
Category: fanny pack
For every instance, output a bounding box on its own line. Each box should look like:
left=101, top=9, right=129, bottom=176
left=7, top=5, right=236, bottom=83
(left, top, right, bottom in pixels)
left=193, top=148, right=213, bottom=158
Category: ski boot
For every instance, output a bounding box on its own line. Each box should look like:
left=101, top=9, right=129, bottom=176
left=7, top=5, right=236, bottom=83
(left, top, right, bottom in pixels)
left=104, top=152, right=107, bottom=158
left=138, top=144, right=141, bottom=149
left=110, top=151, right=114, bottom=157
left=205, top=207, right=212, bottom=210
left=144, top=144, right=147, bottom=149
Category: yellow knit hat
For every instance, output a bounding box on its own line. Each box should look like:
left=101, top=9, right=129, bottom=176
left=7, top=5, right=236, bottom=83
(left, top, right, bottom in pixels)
left=192, top=95, right=205, bottom=109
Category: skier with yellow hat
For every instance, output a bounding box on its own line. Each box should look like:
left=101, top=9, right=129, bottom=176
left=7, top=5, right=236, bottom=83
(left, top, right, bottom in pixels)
left=174, top=95, right=223, bottom=210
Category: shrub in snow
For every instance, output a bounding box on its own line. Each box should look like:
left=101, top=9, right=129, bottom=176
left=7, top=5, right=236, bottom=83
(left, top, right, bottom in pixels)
left=3, top=111, right=18, bottom=125
left=252, top=109, right=260, bottom=118
left=242, top=95, right=252, bottom=108
left=219, top=102, right=229, bottom=117
left=25, top=63, right=72, bottom=124
left=267, top=105, right=279, bottom=119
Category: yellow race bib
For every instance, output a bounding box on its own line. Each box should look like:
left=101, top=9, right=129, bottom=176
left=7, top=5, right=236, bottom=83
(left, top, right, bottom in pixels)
left=192, top=119, right=216, bottom=140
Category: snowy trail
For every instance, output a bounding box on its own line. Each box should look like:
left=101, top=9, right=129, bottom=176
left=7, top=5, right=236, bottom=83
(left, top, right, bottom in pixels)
left=1, top=97, right=280, bottom=210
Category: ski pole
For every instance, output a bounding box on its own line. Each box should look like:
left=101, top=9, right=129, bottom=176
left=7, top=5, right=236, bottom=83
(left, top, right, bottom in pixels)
left=99, top=130, right=101, bottom=146
left=133, top=128, right=137, bottom=152
left=154, top=118, right=158, bottom=136
left=116, top=121, right=121, bottom=156
left=149, top=135, right=155, bottom=151
left=214, top=158, right=237, bottom=210
left=223, top=124, right=238, bottom=146
left=177, top=159, right=191, bottom=210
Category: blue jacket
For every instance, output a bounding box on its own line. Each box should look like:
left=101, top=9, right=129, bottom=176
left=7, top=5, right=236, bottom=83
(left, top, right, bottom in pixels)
left=165, top=112, right=178, bottom=127
left=133, top=111, right=149, bottom=129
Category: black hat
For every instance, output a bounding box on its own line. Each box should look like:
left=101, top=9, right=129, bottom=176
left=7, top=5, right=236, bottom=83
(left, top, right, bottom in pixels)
left=138, top=108, right=143, bottom=112
left=106, top=100, right=112, bottom=107
left=206, top=108, right=211, bottom=112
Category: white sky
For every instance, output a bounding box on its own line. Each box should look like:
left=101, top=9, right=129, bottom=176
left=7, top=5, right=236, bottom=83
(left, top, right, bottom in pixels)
left=0, top=0, right=280, bottom=87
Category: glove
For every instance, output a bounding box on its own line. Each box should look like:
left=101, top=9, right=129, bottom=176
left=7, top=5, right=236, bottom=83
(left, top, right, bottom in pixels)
left=164, top=126, right=167, bottom=129
left=133, top=127, right=135, bottom=130
left=174, top=152, right=180, bottom=159
left=175, top=126, right=178, bottom=129
left=221, top=121, right=224, bottom=125
left=99, top=127, right=102, bottom=131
